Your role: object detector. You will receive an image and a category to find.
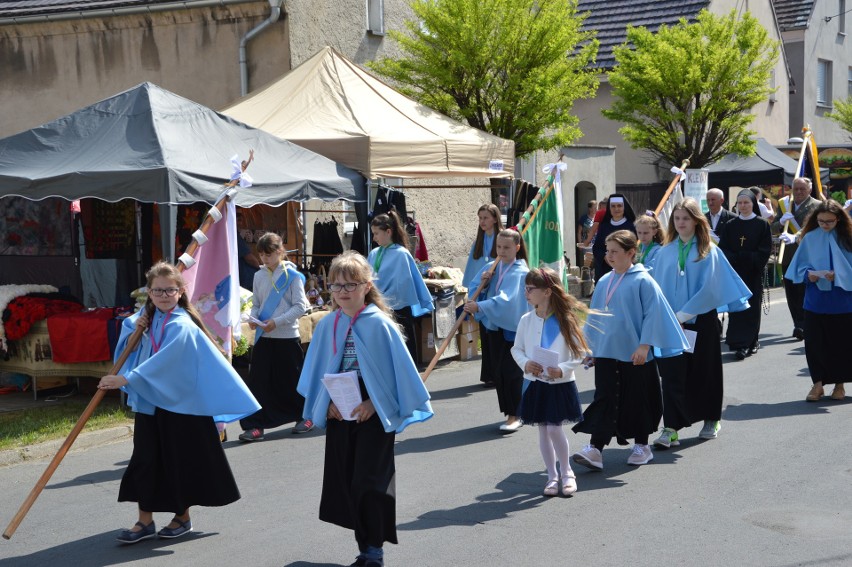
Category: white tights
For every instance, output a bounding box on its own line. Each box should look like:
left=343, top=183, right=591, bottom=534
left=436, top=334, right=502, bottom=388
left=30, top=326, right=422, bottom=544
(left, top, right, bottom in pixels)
left=538, top=424, right=572, bottom=481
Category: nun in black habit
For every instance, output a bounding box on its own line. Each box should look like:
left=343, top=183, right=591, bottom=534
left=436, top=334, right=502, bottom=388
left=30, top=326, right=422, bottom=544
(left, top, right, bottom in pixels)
left=591, top=194, right=637, bottom=283
left=718, top=189, right=772, bottom=359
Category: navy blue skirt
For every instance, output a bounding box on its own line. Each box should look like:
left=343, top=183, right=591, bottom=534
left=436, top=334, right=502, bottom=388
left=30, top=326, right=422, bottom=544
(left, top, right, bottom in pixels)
left=519, top=380, right=583, bottom=426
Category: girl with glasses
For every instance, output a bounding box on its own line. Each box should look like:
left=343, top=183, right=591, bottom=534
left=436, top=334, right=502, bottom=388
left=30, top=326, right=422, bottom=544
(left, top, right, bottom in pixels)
left=98, top=261, right=259, bottom=544
left=297, top=252, right=433, bottom=567
left=571, top=231, right=687, bottom=471
left=238, top=232, right=311, bottom=442
left=368, top=210, right=434, bottom=364
left=785, top=200, right=852, bottom=402
left=510, top=267, right=588, bottom=496
left=464, top=228, right=530, bottom=432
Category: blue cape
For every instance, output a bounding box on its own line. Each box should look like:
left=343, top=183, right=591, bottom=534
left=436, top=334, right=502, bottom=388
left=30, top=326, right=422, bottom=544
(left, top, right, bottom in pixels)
left=586, top=264, right=689, bottom=361
left=469, top=259, right=530, bottom=331
left=462, top=233, right=495, bottom=289
left=637, top=242, right=662, bottom=272
left=116, top=308, right=260, bottom=423
left=785, top=229, right=852, bottom=291
left=651, top=238, right=751, bottom=321
left=297, top=304, right=433, bottom=434
left=368, top=244, right=434, bottom=316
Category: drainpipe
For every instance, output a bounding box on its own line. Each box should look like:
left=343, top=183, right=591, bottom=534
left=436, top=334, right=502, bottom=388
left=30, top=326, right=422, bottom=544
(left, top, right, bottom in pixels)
left=240, top=0, right=282, bottom=96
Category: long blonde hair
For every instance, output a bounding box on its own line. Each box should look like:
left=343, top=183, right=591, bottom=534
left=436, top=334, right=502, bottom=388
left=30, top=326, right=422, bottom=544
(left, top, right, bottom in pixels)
left=664, top=198, right=711, bottom=260
left=525, top=267, right=590, bottom=358
left=144, top=262, right=225, bottom=356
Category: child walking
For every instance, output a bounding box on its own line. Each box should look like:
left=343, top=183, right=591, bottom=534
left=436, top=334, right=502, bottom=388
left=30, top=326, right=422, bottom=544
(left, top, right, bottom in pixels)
left=98, top=262, right=259, bottom=544
left=297, top=252, right=433, bottom=567
left=464, top=228, right=530, bottom=432
left=510, top=267, right=588, bottom=496
left=239, top=232, right=311, bottom=441
left=634, top=213, right=665, bottom=270
left=571, top=231, right=687, bottom=470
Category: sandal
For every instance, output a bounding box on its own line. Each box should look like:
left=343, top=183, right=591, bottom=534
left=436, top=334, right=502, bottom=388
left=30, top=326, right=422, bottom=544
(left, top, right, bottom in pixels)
left=542, top=479, right=559, bottom=497
left=831, top=384, right=845, bottom=400
left=561, top=473, right=577, bottom=497
left=806, top=383, right=824, bottom=402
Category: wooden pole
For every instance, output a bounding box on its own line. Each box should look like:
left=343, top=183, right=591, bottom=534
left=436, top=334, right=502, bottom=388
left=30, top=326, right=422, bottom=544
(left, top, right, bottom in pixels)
left=653, top=158, right=691, bottom=217
left=421, top=159, right=562, bottom=382
left=2, top=188, right=236, bottom=540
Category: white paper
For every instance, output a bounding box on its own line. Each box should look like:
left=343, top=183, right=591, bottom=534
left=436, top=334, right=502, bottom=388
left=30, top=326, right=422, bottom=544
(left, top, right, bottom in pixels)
left=683, top=329, right=698, bottom=354
left=321, top=371, right=363, bottom=421
left=532, top=346, right=560, bottom=377
left=808, top=270, right=830, bottom=278
left=248, top=315, right=264, bottom=325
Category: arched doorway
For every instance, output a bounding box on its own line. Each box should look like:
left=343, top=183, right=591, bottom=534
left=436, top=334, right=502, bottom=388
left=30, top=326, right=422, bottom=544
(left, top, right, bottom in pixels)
left=573, top=181, right=597, bottom=268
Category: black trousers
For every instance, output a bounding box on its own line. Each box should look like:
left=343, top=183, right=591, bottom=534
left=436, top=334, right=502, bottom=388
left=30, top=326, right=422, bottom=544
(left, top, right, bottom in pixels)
left=393, top=306, right=418, bottom=365
left=484, top=329, right=523, bottom=416
left=783, top=278, right=806, bottom=330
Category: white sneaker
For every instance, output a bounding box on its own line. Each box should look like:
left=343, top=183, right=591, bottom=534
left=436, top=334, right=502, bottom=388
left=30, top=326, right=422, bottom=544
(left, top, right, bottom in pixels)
left=572, top=445, right=603, bottom=471
left=626, top=444, right=654, bottom=466
left=499, top=420, right=523, bottom=433
left=653, top=427, right=680, bottom=448
left=698, top=420, right=721, bottom=439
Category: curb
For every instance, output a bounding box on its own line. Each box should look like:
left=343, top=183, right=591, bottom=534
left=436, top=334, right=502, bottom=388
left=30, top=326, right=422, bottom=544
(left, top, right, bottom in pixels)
left=0, top=425, right=134, bottom=468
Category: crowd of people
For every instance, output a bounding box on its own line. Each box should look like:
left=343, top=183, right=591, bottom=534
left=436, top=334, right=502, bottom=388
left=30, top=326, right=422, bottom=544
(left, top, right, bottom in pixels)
left=95, top=176, right=850, bottom=567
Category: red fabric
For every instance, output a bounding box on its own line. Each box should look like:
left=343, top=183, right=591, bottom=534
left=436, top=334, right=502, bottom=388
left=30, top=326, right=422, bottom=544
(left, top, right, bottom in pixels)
left=47, top=308, right=115, bottom=363
left=414, top=221, right=429, bottom=261
left=593, top=209, right=606, bottom=223
left=3, top=296, right=82, bottom=341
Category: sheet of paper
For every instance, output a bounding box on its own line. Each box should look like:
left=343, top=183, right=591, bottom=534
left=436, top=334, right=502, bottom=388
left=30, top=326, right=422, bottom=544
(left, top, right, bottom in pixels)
left=807, top=270, right=829, bottom=278
left=321, top=371, right=363, bottom=421
left=683, top=329, right=697, bottom=354
left=248, top=315, right=264, bottom=325
left=532, top=345, right=560, bottom=376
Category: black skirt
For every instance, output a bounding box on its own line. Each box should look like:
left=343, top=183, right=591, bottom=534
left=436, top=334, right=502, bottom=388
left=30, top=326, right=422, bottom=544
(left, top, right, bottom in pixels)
left=656, top=310, right=723, bottom=428
left=484, top=329, right=523, bottom=416
left=119, top=409, right=240, bottom=513
left=572, top=358, right=662, bottom=441
left=726, top=271, right=763, bottom=349
left=320, top=414, right=398, bottom=547
left=240, top=336, right=305, bottom=430
left=519, top=380, right=583, bottom=425
left=803, top=310, right=852, bottom=385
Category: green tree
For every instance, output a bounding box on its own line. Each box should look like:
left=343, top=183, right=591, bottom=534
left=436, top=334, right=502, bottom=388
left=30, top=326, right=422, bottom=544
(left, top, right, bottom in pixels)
left=827, top=97, right=852, bottom=142
left=369, top=0, right=599, bottom=157
left=603, top=9, right=779, bottom=168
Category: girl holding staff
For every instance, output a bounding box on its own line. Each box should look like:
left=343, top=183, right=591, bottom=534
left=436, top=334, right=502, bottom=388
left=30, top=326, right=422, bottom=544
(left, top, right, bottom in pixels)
left=650, top=198, right=751, bottom=448
left=297, top=252, right=433, bottom=567
left=572, top=231, right=687, bottom=470
left=98, top=262, right=260, bottom=543
left=464, top=228, right=530, bottom=432
left=785, top=200, right=852, bottom=402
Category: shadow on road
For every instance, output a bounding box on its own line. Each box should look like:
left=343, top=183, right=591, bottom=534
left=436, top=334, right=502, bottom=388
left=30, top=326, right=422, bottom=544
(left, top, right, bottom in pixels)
left=394, top=423, right=508, bottom=455
left=722, top=399, right=845, bottom=421
left=427, top=383, right=488, bottom=402
left=45, top=462, right=128, bottom=490
left=0, top=530, right=218, bottom=567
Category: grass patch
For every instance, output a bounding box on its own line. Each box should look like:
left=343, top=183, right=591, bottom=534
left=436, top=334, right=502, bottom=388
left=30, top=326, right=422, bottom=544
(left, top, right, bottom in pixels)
left=0, top=399, right=134, bottom=452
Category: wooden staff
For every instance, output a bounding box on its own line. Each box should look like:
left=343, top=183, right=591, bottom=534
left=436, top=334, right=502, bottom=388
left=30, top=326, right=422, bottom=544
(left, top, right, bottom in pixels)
left=654, top=158, right=691, bottom=217
left=421, top=159, right=563, bottom=382
left=3, top=187, right=236, bottom=540
left=777, top=128, right=813, bottom=266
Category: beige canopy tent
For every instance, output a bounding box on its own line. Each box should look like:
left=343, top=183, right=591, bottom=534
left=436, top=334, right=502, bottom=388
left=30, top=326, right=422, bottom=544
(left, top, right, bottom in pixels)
left=222, top=46, right=515, bottom=179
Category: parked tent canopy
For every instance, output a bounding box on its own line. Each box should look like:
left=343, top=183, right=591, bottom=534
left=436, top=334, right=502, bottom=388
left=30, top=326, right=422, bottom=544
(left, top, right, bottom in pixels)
left=222, top=46, right=515, bottom=179
left=706, top=138, right=829, bottom=190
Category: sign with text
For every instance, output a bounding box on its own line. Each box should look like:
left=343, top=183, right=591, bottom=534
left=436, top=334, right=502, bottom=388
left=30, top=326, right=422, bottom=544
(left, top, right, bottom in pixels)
left=684, top=169, right=709, bottom=214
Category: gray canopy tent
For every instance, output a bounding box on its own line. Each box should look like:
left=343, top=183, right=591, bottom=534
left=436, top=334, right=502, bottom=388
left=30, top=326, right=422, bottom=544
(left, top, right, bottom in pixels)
left=706, top=138, right=829, bottom=191
left=0, top=82, right=365, bottom=304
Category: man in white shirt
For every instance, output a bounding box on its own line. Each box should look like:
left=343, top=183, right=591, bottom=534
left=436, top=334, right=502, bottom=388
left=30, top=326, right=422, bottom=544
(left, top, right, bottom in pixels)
left=705, top=188, right=735, bottom=243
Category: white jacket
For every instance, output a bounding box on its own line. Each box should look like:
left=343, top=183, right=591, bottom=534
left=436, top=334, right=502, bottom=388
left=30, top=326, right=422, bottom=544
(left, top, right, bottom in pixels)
left=511, top=311, right=584, bottom=384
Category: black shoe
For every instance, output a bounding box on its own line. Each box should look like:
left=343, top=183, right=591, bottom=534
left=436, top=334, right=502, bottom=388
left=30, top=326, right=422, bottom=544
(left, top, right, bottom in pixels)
left=481, top=381, right=496, bottom=389
left=292, top=419, right=314, bottom=434
left=735, top=349, right=747, bottom=360
left=748, top=343, right=760, bottom=356
left=117, top=521, right=156, bottom=544
left=157, top=517, right=193, bottom=539
left=793, top=327, right=804, bottom=341
left=238, top=428, right=264, bottom=442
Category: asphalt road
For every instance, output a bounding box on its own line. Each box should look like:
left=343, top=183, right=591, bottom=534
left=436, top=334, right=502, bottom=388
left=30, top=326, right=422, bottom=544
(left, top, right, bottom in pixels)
left=1, top=293, right=850, bottom=567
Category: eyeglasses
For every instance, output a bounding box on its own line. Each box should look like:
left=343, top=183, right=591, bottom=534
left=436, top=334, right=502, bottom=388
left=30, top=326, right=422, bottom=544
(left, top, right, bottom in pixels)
left=328, top=282, right=367, bottom=293
left=524, top=285, right=542, bottom=293
left=149, top=287, right=180, bottom=297
left=817, top=218, right=837, bottom=225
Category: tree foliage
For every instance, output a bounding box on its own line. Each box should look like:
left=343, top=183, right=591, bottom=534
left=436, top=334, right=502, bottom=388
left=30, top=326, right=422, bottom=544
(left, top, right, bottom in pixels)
left=368, top=0, right=599, bottom=157
left=827, top=97, right=852, bottom=142
left=602, top=9, right=779, bottom=168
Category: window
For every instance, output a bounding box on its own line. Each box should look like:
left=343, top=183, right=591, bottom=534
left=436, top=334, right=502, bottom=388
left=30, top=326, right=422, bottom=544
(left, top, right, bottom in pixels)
left=367, top=0, right=384, bottom=35
left=817, top=59, right=832, bottom=106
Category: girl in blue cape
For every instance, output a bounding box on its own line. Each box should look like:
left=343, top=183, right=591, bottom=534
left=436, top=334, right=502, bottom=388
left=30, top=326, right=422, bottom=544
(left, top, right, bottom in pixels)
left=785, top=200, right=852, bottom=402
left=462, top=203, right=503, bottom=388
left=297, top=251, right=433, bottom=567
left=464, top=228, right=530, bottom=432
left=572, top=231, right=688, bottom=471
left=368, top=210, right=434, bottom=364
left=98, top=262, right=260, bottom=545
left=651, top=198, right=751, bottom=448
left=511, top=267, right=588, bottom=497
left=634, top=213, right=664, bottom=271
left=238, top=232, right=310, bottom=441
